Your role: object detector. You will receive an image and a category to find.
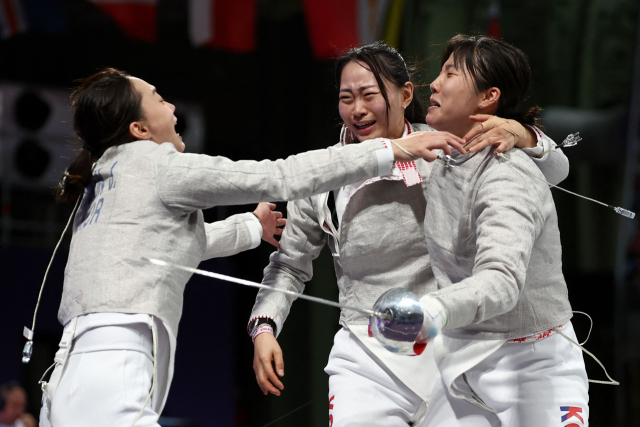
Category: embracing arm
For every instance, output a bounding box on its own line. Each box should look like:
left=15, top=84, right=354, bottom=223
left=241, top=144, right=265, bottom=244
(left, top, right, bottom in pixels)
left=155, top=139, right=389, bottom=214
left=522, top=127, right=569, bottom=186
left=463, top=116, right=570, bottom=186
left=424, top=162, right=547, bottom=330
left=155, top=131, right=468, bottom=214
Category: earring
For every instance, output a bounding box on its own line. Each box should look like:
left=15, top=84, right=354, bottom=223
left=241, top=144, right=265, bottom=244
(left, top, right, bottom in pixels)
left=479, top=104, right=483, bottom=109
left=403, top=105, right=407, bottom=110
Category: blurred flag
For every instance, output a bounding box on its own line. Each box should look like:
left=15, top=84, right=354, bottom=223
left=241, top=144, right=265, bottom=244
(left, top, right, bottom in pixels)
left=0, top=0, right=66, bottom=38
left=304, top=0, right=390, bottom=60
left=88, top=0, right=157, bottom=42
left=487, top=0, right=501, bottom=39
left=189, top=0, right=257, bottom=52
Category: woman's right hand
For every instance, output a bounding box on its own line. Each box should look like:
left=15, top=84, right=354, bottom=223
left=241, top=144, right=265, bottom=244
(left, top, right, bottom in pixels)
left=390, top=131, right=466, bottom=162
left=253, top=333, right=285, bottom=396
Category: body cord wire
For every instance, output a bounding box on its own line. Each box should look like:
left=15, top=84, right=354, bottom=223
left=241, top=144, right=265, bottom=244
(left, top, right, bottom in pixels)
left=495, top=152, right=611, bottom=208
left=31, top=195, right=81, bottom=335
left=261, top=395, right=325, bottom=427
left=553, top=327, right=619, bottom=385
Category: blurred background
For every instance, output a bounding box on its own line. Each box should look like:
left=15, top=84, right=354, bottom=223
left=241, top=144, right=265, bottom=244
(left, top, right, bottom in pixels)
left=0, top=0, right=638, bottom=426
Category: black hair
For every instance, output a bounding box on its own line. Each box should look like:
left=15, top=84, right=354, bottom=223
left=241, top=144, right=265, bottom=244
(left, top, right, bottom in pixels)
left=335, top=42, right=426, bottom=125
left=55, top=68, right=144, bottom=203
left=441, top=34, right=542, bottom=127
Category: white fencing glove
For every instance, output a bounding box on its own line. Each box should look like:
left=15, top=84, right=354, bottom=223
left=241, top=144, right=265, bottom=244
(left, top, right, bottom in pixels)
left=413, top=296, right=447, bottom=354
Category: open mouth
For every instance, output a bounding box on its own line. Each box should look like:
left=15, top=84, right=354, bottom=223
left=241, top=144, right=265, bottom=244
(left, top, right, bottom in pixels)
left=429, top=98, right=441, bottom=108
left=354, top=120, right=376, bottom=130
left=174, top=120, right=181, bottom=139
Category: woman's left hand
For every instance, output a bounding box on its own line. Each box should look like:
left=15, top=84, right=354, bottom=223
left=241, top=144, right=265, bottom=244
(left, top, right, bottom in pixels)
left=463, top=114, right=537, bottom=153
left=254, top=202, right=287, bottom=248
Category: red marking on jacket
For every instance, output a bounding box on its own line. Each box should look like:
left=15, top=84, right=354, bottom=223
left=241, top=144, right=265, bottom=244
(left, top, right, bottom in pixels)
left=329, top=395, right=335, bottom=426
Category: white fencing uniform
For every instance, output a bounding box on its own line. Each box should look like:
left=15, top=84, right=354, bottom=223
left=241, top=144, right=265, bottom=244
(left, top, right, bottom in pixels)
left=40, top=314, right=170, bottom=427
left=325, top=328, right=428, bottom=427
left=424, top=322, right=589, bottom=426
left=250, top=123, right=569, bottom=425
left=42, top=137, right=395, bottom=425
left=421, top=143, right=589, bottom=426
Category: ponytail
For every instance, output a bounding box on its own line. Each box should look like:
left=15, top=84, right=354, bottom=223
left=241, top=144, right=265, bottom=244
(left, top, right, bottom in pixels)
left=520, top=106, right=543, bottom=129
left=55, top=148, right=93, bottom=203
left=54, top=68, right=143, bottom=203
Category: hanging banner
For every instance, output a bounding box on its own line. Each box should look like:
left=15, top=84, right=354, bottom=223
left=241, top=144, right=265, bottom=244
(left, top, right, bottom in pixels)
left=189, top=0, right=257, bottom=52
left=89, top=0, right=157, bottom=42
left=0, top=0, right=66, bottom=38
left=304, top=0, right=390, bottom=60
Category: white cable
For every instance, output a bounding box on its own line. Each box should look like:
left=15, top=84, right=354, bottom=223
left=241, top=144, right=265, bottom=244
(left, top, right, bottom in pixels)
left=30, top=196, right=81, bottom=333
left=130, top=316, right=158, bottom=427
left=30, top=196, right=80, bottom=427
left=38, top=362, right=58, bottom=427
left=495, top=152, right=609, bottom=208
left=495, top=152, right=635, bottom=218
left=553, top=327, right=619, bottom=385
left=573, top=311, right=593, bottom=346
left=490, top=154, right=619, bottom=385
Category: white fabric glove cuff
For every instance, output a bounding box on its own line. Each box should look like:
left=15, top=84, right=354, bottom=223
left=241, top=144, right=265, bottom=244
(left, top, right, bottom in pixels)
left=246, top=215, right=263, bottom=249
left=520, top=125, right=549, bottom=159
left=418, top=295, right=448, bottom=338
left=374, top=139, right=395, bottom=176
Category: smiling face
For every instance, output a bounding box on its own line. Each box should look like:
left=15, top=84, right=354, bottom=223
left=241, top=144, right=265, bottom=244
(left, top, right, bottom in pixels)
left=129, top=77, right=185, bottom=152
left=427, top=54, right=485, bottom=138
left=338, top=60, right=411, bottom=141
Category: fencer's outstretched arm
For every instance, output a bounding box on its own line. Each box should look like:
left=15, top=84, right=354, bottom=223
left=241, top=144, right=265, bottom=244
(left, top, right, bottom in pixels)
left=155, top=134, right=466, bottom=215
left=155, top=139, right=388, bottom=214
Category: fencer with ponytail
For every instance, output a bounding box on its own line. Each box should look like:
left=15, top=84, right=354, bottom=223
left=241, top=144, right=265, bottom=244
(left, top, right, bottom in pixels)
left=55, top=68, right=143, bottom=203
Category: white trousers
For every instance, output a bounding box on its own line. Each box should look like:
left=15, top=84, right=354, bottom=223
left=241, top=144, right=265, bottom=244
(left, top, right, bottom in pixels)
left=325, top=328, right=427, bottom=427
left=40, top=314, right=170, bottom=427
left=423, top=323, right=589, bottom=427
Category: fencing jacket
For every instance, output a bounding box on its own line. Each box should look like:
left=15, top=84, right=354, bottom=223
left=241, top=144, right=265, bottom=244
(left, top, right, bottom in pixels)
left=249, top=122, right=569, bottom=399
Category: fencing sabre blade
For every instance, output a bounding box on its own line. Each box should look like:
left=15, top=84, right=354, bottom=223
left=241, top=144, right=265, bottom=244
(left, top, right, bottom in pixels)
left=143, top=258, right=390, bottom=320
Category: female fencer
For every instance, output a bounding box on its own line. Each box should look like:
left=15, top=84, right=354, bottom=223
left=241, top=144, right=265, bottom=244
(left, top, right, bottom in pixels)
left=39, top=68, right=459, bottom=427
left=248, top=42, right=570, bottom=426
left=414, top=35, right=589, bottom=426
